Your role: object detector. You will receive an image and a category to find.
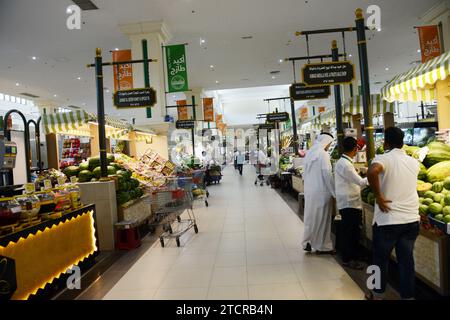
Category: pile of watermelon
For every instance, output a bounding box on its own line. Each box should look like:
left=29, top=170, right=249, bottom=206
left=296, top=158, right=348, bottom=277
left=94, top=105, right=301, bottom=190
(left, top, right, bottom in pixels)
left=115, top=170, right=144, bottom=206
left=63, top=154, right=118, bottom=182
left=418, top=178, right=450, bottom=222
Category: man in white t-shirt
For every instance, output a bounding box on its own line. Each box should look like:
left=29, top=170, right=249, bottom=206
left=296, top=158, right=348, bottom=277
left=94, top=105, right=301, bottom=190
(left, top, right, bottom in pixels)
left=367, top=127, right=420, bottom=300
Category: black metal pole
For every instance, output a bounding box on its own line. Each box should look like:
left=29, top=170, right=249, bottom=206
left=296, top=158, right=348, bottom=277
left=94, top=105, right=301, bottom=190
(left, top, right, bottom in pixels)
left=331, top=40, right=344, bottom=155
left=36, top=117, right=42, bottom=172
left=420, top=101, right=425, bottom=120
left=355, top=9, right=375, bottom=162
left=191, top=95, right=196, bottom=158
left=94, top=48, right=108, bottom=178
left=4, top=109, right=31, bottom=183
left=290, top=98, right=299, bottom=155
left=142, top=39, right=152, bottom=119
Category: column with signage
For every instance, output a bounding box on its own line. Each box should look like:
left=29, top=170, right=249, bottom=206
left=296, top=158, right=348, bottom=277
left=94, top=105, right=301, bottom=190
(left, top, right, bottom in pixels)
left=119, top=22, right=170, bottom=123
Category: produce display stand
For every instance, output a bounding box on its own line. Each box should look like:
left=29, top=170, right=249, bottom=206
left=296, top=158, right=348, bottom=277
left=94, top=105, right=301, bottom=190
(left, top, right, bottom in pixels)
left=361, top=203, right=450, bottom=296
left=0, top=204, right=98, bottom=300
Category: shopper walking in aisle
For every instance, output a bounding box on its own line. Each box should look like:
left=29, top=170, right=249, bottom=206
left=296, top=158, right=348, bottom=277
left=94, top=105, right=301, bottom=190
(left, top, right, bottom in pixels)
left=302, top=133, right=336, bottom=254
left=234, top=150, right=239, bottom=170
left=236, top=151, right=245, bottom=175
left=335, top=137, right=368, bottom=270
left=366, top=127, right=420, bottom=300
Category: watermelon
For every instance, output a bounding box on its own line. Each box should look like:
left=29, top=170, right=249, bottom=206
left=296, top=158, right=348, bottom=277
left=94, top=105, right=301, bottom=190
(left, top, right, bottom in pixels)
left=91, top=178, right=97, bottom=182
left=444, top=177, right=450, bottom=190
left=107, top=165, right=117, bottom=175
left=432, top=182, right=444, bottom=193
left=63, top=166, right=80, bottom=178
left=443, top=206, right=450, bottom=216
left=434, top=193, right=445, bottom=203
left=435, top=214, right=444, bottom=221
left=124, top=170, right=132, bottom=179
left=424, top=142, right=450, bottom=167
left=367, top=193, right=375, bottom=206
left=418, top=163, right=427, bottom=181
left=116, top=192, right=130, bottom=205
left=427, top=161, right=450, bottom=183
left=88, top=156, right=101, bottom=170
left=419, top=197, right=424, bottom=204
left=107, top=154, right=115, bottom=164
left=429, top=203, right=443, bottom=216
left=417, top=183, right=432, bottom=197
left=423, top=198, right=434, bottom=206
left=444, top=215, right=450, bottom=224
left=443, top=188, right=450, bottom=195
left=445, top=195, right=450, bottom=206
left=93, top=167, right=102, bottom=179
left=110, top=163, right=122, bottom=171
left=417, top=180, right=426, bottom=185
left=376, top=146, right=384, bottom=155
left=130, top=178, right=140, bottom=189
left=419, top=204, right=428, bottom=216
left=79, top=162, right=89, bottom=171
left=78, top=170, right=93, bottom=182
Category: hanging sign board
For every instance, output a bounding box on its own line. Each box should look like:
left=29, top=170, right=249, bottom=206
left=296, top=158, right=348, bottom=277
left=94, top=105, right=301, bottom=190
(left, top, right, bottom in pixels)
left=267, top=112, right=289, bottom=122
left=203, top=98, right=214, bottom=122
left=112, top=49, right=133, bottom=91
left=258, top=123, right=276, bottom=130
left=290, top=83, right=331, bottom=100
left=302, top=61, right=355, bottom=86
left=177, top=100, right=189, bottom=120
left=166, top=44, right=189, bottom=92
left=299, top=107, right=309, bottom=121
left=114, top=88, right=157, bottom=108
left=417, top=25, right=442, bottom=63
left=176, top=120, right=195, bottom=129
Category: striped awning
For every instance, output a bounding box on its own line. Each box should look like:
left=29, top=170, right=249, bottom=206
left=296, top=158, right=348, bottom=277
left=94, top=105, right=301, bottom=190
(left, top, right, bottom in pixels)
left=343, top=94, right=395, bottom=116
left=42, top=110, right=93, bottom=135
left=109, top=129, right=130, bottom=140
left=381, top=51, right=450, bottom=103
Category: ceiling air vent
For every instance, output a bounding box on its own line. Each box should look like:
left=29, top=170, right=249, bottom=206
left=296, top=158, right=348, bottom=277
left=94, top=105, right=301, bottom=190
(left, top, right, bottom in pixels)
left=67, top=105, right=80, bottom=110
left=241, top=36, right=253, bottom=40
left=71, top=0, right=98, bottom=10
left=20, top=92, right=39, bottom=98
left=270, top=71, right=280, bottom=75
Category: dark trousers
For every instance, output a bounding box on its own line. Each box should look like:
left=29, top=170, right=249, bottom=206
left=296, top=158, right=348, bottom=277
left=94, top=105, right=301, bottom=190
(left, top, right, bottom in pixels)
left=372, top=222, right=419, bottom=299
left=237, top=164, right=243, bottom=175
left=339, top=208, right=362, bottom=263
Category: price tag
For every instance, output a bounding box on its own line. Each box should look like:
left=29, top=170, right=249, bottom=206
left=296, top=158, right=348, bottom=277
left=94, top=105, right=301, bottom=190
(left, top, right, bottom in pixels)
left=44, top=179, right=52, bottom=190
left=57, top=176, right=66, bottom=186
left=70, top=176, right=78, bottom=183
left=24, top=183, right=36, bottom=194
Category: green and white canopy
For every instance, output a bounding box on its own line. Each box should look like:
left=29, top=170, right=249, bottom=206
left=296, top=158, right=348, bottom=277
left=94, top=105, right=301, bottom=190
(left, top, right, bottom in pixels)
left=343, top=94, right=395, bottom=116
left=42, top=110, right=92, bottom=135
left=381, top=51, right=450, bottom=103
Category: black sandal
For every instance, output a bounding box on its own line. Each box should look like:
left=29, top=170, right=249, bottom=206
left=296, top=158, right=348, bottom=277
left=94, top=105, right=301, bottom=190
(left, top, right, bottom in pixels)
left=316, top=250, right=336, bottom=255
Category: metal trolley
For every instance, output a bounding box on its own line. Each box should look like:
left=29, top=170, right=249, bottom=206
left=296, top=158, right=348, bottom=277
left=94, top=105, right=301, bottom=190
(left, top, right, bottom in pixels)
left=254, top=163, right=271, bottom=187
left=192, top=169, right=210, bottom=207
left=151, top=177, right=199, bottom=247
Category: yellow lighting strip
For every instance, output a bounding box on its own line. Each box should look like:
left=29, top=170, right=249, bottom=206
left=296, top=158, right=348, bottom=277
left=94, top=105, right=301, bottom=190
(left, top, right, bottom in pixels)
left=0, top=210, right=97, bottom=300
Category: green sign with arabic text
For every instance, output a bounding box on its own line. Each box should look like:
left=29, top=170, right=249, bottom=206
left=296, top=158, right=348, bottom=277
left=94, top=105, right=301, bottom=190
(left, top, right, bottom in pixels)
left=166, top=44, right=189, bottom=93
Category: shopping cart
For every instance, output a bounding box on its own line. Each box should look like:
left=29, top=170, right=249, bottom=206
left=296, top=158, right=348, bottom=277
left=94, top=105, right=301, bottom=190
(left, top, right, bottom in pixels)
left=150, top=178, right=199, bottom=247
left=254, top=163, right=271, bottom=187
left=192, top=169, right=210, bottom=207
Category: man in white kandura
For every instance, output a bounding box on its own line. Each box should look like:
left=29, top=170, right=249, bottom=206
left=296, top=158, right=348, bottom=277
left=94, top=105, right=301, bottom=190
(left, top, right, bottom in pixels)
left=302, top=133, right=336, bottom=254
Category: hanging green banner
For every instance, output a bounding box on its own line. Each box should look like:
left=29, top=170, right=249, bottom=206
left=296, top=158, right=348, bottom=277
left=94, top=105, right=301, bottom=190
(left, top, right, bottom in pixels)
left=166, top=44, right=189, bottom=92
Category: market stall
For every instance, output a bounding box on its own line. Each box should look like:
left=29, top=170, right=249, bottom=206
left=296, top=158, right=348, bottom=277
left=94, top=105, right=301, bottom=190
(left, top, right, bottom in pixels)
left=0, top=181, right=97, bottom=300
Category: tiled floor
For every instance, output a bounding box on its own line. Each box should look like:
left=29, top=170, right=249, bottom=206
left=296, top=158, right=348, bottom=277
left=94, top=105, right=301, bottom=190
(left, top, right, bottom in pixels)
left=102, top=165, right=364, bottom=300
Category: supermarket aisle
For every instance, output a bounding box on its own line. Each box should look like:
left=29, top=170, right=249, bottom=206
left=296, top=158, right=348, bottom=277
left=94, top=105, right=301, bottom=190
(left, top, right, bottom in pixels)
left=103, top=166, right=364, bottom=300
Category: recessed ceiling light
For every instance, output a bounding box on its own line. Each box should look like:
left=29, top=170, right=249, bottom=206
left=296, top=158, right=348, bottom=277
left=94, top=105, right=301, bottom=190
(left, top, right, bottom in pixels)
left=82, top=103, right=86, bottom=106
left=115, top=48, right=119, bottom=51
left=106, top=89, right=110, bottom=93
left=272, top=76, right=276, bottom=79
left=278, top=59, right=283, bottom=64
left=53, top=94, right=58, bottom=97
left=77, top=77, right=81, bottom=80
left=377, top=28, right=382, bottom=32
left=215, top=80, right=219, bottom=84
left=200, top=38, right=206, bottom=44
left=417, top=49, right=421, bottom=53
left=31, top=56, right=37, bottom=60
left=349, top=54, right=352, bottom=57
left=15, top=83, right=20, bottom=86
left=210, top=65, right=214, bottom=69
left=385, top=67, right=389, bottom=71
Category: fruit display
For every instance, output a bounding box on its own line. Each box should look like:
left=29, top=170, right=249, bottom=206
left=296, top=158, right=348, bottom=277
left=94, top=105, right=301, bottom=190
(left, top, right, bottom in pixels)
left=60, top=137, right=91, bottom=169
left=279, top=155, right=292, bottom=172
left=0, top=197, right=22, bottom=226
left=36, top=169, right=67, bottom=187
left=15, top=194, right=41, bottom=219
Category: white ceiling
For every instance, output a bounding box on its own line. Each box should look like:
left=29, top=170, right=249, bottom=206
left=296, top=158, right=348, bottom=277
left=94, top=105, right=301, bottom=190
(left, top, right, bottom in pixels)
left=0, top=0, right=439, bottom=125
